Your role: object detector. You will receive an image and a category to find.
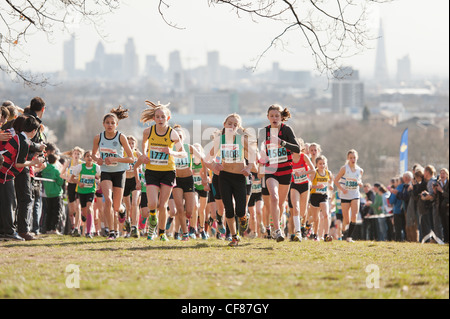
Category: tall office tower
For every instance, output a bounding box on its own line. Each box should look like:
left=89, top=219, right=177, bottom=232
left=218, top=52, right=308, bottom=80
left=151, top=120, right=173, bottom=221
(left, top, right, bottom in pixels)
left=63, top=35, right=75, bottom=76
left=396, top=55, right=411, bottom=83
left=145, top=55, right=164, bottom=81
left=123, top=37, right=139, bottom=79
left=168, top=50, right=184, bottom=91
left=207, top=51, right=220, bottom=86
left=374, top=19, right=389, bottom=84
left=332, top=67, right=364, bottom=113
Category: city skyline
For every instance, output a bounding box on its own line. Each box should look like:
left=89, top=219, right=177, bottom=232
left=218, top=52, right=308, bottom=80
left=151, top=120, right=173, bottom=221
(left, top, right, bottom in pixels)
left=6, top=0, right=450, bottom=80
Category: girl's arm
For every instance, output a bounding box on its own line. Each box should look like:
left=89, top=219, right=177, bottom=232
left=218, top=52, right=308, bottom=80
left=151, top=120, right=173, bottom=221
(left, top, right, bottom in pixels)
left=333, top=166, right=348, bottom=194
left=303, top=153, right=316, bottom=176
left=169, top=129, right=187, bottom=158
left=92, top=134, right=103, bottom=166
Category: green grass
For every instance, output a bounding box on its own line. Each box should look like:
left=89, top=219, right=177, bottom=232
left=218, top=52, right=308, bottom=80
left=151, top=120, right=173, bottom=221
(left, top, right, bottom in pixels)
left=0, top=235, right=448, bottom=299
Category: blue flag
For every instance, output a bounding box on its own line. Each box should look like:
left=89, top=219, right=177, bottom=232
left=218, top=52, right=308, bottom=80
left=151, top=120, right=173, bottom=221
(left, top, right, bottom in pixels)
left=399, top=128, right=408, bottom=175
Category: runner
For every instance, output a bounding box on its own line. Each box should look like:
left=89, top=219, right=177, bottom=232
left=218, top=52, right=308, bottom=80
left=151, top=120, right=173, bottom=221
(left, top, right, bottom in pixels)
left=289, top=138, right=315, bottom=241
left=139, top=100, right=185, bottom=241
left=309, top=155, right=334, bottom=241
left=92, top=105, right=135, bottom=240
left=171, top=125, right=206, bottom=241
left=206, top=113, right=256, bottom=247
left=60, top=146, right=84, bottom=236
left=259, top=104, right=300, bottom=242
left=334, top=149, right=364, bottom=242
left=70, top=150, right=101, bottom=238
left=192, top=143, right=211, bottom=240
left=122, top=135, right=142, bottom=238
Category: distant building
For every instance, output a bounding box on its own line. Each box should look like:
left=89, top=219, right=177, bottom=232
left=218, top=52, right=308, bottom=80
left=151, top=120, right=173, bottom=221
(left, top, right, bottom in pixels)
left=123, top=38, right=139, bottom=79
left=63, top=36, right=75, bottom=77
left=207, top=51, right=220, bottom=87
left=85, top=41, right=123, bottom=79
left=331, top=67, right=364, bottom=113
left=374, top=19, right=389, bottom=84
left=396, top=55, right=411, bottom=84
left=168, top=50, right=184, bottom=92
left=271, top=62, right=311, bottom=88
left=144, top=55, right=164, bottom=81
left=190, top=91, right=239, bottom=115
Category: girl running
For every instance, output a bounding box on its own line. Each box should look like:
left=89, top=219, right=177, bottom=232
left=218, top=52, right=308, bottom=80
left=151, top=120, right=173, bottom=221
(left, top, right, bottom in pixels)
left=92, top=106, right=135, bottom=240
left=171, top=125, right=206, bottom=241
left=61, top=146, right=84, bottom=236
left=259, top=104, right=300, bottom=242
left=334, top=149, right=364, bottom=242
left=140, top=100, right=185, bottom=241
left=122, top=135, right=142, bottom=238
left=206, top=113, right=256, bottom=247
left=309, top=155, right=334, bottom=241
left=192, top=143, right=211, bottom=240
left=70, top=150, right=101, bottom=238
left=290, top=138, right=315, bottom=241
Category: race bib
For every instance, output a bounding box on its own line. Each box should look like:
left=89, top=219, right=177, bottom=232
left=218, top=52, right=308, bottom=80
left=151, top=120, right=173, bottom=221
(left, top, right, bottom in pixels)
left=293, top=167, right=308, bottom=184
left=221, top=143, right=241, bottom=163
left=80, top=174, right=95, bottom=188
left=100, top=147, right=119, bottom=167
left=345, top=178, right=359, bottom=190
left=175, top=155, right=190, bottom=169
left=267, top=144, right=287, bottom=164
left=251, top=179, right=262, bottom=193
left=193, top=174, right=202, bottom=186
left=149, top=146, right=169, bottom=166
left=316, top=183, right=328, bottom=194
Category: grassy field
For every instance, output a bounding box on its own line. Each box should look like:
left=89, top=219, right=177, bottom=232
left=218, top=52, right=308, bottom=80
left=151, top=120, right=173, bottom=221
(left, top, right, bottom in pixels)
left=0, top=235, right=448, bottom=299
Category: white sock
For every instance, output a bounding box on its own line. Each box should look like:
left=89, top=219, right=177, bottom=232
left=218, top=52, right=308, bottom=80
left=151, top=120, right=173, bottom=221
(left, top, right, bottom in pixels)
left=293, top=215, right=301, bottom=233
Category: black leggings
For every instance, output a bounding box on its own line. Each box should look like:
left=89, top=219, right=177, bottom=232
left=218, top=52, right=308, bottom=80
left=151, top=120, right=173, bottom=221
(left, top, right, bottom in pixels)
left=218, top=171, right=247, bottom=219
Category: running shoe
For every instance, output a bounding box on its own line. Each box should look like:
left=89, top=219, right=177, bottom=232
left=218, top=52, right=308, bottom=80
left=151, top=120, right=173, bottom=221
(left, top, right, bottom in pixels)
left=274, top=229, right=285, bottom=242
left=148, top=214, right=158, bottom=238
left=228, top=236, right=240, bottom=247
left=239, top=215, right=249, bottom=233
left=181, top=233, right=189, bottom=241
left=189, top=227, right=197, bottom=239
left=346, top=237, right=354, bottom=243
left=217, top=223, right=226, bottom=235
left=71, top=228, right=81, bottom=237
left=292, top=231, right=302, bottom=242
left=107, top=231, right=116, bottom=240
left=324, top=235, right=333, bottom=242
left=159, top=233, right=169, bottom=241
left=130, top=226, right=140, bottom=238
left=200, top=230, right=209, bottom=240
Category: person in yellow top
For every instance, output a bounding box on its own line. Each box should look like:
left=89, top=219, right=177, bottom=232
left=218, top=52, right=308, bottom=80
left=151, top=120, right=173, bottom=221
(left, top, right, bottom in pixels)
left=139, top=100, right=186, bottom=241
left=309, top=155, right=334, bottom=241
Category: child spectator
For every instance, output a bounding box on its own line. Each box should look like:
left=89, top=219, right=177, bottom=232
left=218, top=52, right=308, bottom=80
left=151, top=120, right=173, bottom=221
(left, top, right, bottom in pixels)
left=41, top=153, right=65, bottom=235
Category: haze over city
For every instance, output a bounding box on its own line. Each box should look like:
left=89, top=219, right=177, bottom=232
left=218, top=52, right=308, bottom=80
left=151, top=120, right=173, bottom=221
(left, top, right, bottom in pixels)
left=9, top=0, right=450, bottom=79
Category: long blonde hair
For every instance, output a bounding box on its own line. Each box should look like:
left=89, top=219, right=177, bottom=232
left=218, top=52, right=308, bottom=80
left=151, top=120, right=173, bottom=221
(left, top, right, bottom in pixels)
left=140, top=100, right=171, bottom=124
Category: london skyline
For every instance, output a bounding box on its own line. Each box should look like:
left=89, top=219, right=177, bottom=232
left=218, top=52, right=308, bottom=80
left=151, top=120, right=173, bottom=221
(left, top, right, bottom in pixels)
left=6, top=0, right=450, bottom=80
